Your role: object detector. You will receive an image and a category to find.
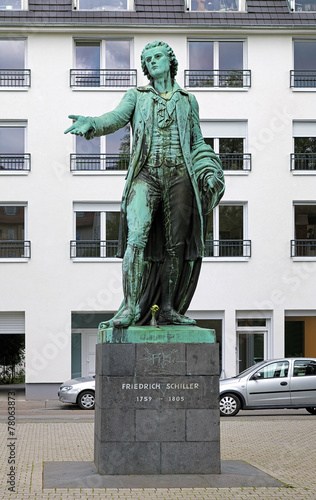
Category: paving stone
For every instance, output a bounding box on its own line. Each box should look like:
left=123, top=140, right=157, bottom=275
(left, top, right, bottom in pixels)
left=1, top=404, right=316, bottom=499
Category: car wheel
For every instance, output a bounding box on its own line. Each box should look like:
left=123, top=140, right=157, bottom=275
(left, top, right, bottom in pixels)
left=306, top=407, right=316, bottom=415
left=219, top=393, right=241, bottom=417
left=77, top=390, right=95, bottom=410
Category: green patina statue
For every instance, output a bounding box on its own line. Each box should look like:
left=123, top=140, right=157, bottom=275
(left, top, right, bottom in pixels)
left=65, top=41, right=225, bottom=329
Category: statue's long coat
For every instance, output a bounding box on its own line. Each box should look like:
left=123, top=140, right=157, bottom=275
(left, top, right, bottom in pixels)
left=86, top=84, right=225, bottom=323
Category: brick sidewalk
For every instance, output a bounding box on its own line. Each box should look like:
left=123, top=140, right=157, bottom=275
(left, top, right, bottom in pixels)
left=0, top=409, right=315, bottom=499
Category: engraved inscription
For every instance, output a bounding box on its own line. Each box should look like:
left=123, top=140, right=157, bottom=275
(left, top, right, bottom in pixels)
left=121, top=379, right=200, bottom=404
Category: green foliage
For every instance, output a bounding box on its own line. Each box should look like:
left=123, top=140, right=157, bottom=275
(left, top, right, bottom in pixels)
left=0, top=334, right=25, bottom=384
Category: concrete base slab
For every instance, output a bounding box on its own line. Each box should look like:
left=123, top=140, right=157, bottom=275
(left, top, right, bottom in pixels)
left=43, top=460, right=284, bottom=489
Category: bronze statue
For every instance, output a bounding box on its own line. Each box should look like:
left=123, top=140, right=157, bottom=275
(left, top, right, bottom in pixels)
left=65, top=41, right=225, bottom=328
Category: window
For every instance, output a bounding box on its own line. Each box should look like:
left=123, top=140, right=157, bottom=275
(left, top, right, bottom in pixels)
left=205, top=203, right=250, bottom=257
left=185, top=40, right=250, bottom=88
left=293, top=360, right=316, bottom=376
left=291, top=204, right=316, bottom=257
left=236, top=315, right=270, bottom=372
left=291, top=121, right=316, bottom=171
left=0, top=204, right=30, bottom=258
left=255, top=361, right=289, bottom=380
left=0, top=39, right=30, bottom=87
left=71, top=204, right=120, bottom=258
left=188, top=0, right=246, bottom=12
left=71, top=39, right=136, bottom=88
left=73, top=0, right=134, bottom=10
left=71, top=125, right=130, bottom=171
left=291, top=40, right=316, bottom=88
left=288, top=0, right=316, bottom=12
left=0, top=0, right=28, bottom=10
left=200, top=121, right=251, bottom=171
left=0, top=123, right=30, bottom=171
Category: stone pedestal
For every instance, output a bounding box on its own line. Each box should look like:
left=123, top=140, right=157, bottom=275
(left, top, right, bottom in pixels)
left=94, top=326, right=220, bottom=475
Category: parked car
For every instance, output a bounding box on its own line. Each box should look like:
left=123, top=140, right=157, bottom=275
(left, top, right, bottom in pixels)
left=59, top=358, right=316, bottom=416
left=220, top=357, right=316, bottom=417
left=58, top=376, right=95, bottom=410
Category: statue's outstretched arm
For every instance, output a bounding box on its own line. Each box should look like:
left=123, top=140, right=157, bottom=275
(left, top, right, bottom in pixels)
left=64, top=115, right=94, bottom=136
left=64, top=89, right=137, bottom=140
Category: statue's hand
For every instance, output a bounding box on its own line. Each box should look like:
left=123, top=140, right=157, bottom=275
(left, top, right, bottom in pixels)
left=64, top=115, right=92, bottom=136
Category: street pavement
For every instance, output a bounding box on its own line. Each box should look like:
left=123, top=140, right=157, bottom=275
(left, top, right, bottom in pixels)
left=0, top=394, right=316, bottom=499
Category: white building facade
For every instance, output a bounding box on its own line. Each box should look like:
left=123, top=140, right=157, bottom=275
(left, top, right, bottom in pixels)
left=1, top=0, right=316, bottom=399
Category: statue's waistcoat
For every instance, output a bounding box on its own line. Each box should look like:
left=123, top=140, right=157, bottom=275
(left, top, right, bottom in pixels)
left=146, top=100, right=184, bottom=168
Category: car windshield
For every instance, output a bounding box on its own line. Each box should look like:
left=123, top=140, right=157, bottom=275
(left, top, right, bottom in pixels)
left=234, top=361, right=266, bottom=378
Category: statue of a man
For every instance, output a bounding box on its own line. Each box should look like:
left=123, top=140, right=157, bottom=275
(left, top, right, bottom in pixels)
left=65, top=41, right=225, bottom=328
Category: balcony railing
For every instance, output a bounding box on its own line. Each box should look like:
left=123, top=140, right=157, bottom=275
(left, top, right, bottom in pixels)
left=291, top=239, right=316, bottom=257
left=0, top=154, right=31, bottom=171
left=184, top=70, right=251, bottom=88
left=0, top=240, right=31, bottom=258
left=219, top=153, right=251, bottom=171
left=290, top=70, right=316, bottom=88
left=70, top=153, right=130, bottom=172
left=205, top=239, right=251, bottom=257
left=70, top=69, right=137, bottom=88
left=290, top=153, right=316, bottom=171
left=0, top=70, right=31, bottom=87
left=70, top=240, right=118, bottom=258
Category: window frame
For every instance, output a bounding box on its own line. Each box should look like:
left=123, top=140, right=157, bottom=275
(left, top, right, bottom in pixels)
left=186, top=38, right=250, bottom=90
left=73, top=0, right=134, bottom=12
left=291, top=202, right=316, bottom=259
left=288, top=0, right=316, bottom=12
left=0, top=38, right=30, bottom=90
left=200, top=120, right=250, bottom=173
left=0, top=121, right=30, bottom=174
left=0, top=202, right=30, bottom=261
left=71, top=38, right=136, bottom=89
left=71, top=202, right=121, bottom=261
left=291, top=121, right=316, bottom=173
left=0, top=0, right=28, bottom=10
left=204, top=202, right=250, bottom=260
left=71, top=123, right=131, bottom=174
left=291, top=39, right=316, bottom=90
left=186, top=0, right=247, bottom=12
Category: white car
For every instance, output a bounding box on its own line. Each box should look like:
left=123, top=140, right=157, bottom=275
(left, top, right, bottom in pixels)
left=58, top=376, right=95, bottom=409
left=219, top=357, right=316, bottom=417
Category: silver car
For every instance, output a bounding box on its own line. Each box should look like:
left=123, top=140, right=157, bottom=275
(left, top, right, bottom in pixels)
left=58, top=376, right=95, bottom=410
left=219, top=357, right=316, bottom=417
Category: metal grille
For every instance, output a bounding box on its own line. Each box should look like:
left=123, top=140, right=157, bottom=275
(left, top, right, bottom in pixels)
left=291, top=239, right=316, bottom=257
left=290, top=70, right=316, bottom=88
left=70, top=154, right=130, bottom=171
left=184, top=70, right=251, bottom=88
left=219, top=153, right=251, bottom=171
left=0, top=241, right=31, bottom=258
left=70, top=240, right=119, bottom=258
left=70, top=69, right=137, bottom=88
left=290, top=153, right=316, bottom=171
left=0, top=70, right=31, bottom=87
left=0, top=154, right=31, bottom=171
left=205, top=239, right=251, bottom=257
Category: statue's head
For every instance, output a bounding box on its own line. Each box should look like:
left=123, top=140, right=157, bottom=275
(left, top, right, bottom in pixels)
left=141, top=41, right=178, bottom=84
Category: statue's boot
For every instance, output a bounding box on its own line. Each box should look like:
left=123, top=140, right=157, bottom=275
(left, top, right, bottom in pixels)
left=160, top=252, right=196, bottom=326
left=113, top=245, right=144, bottom=328
left=159, top=309, right=196, bottom=325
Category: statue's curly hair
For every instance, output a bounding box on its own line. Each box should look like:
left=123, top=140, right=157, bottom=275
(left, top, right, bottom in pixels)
left=141, top=41, right=178, bottom=84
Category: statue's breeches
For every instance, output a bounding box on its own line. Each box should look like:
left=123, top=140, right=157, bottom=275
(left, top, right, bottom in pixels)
left=126, top=163, right=193, bottom=256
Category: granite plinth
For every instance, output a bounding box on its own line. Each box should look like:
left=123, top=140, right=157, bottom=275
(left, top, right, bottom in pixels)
left=94, top=326, right=220, bottom=475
